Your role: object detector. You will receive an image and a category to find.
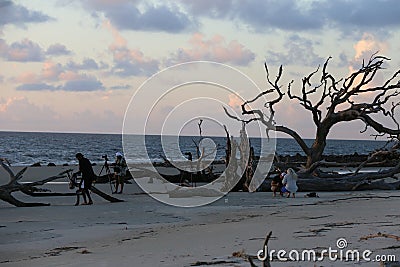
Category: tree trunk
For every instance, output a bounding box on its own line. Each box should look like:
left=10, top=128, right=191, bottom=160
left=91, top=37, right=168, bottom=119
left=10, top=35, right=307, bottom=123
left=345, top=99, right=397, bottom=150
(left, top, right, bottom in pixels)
left=306, top=123, right=332, bottom=168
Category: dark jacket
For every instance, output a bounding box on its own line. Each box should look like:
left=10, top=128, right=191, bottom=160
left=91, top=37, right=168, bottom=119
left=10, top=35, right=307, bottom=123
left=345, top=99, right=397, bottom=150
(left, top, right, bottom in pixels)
left=78, top=157, right=95, bottom=183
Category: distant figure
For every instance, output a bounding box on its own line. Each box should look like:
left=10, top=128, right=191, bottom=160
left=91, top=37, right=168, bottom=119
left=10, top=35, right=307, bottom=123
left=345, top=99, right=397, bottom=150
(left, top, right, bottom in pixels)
left=270, top=174, right=283, bottom=197
left=282, top=168, right=298, bottom=198
left=113, top=152, right=127, bottom=194
left=280, top=171, right=288, bottom=195
left=75, top=153, right=95, bottom=205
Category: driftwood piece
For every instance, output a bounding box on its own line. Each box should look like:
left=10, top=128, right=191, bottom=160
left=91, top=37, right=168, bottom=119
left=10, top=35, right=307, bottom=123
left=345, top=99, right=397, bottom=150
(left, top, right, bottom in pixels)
left=262, top=231, right=272, bottom=267
left=360, top=232, right=400, bottom=241
left=90, top=185, right=123, bottom=203
left=0, top=160, right=68, bottom=206
left=0, top=160, right=122, bottom=207
left=247, top=231, right=273, bottom=267
left=294, top=176, right=400, bottom=192
left=280, top=160, right=400, bottom=192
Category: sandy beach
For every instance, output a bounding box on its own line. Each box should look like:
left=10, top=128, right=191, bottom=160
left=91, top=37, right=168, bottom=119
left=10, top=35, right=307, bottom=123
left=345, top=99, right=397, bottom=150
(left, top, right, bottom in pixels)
left=1, top=164, right=399, bottom=267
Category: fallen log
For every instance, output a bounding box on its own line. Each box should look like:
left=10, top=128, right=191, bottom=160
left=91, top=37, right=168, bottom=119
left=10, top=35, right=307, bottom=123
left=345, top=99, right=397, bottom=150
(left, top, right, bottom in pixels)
left=0, top=160, right=122, bottom=207
left=296, top=177, right=400, bottom=192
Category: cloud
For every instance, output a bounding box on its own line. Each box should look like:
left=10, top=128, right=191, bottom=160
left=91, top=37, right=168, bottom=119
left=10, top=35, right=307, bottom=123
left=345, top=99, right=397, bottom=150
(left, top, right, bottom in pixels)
left=346, top=33, right=388, bottom=93
left=178, top=0, right=233, bottom=19
left=178, top=0, right=400, bottom=36
left=63, top=78, right=105, bottom=91
left=66, top=58, right=109, bottom=70
left=16, top=83, right=57, bottom=91
left=110, top=84, right=131, bottom=90
left=84, top=1, right=196, bottom=33
left=104, top=20, right=160, bottom=76
left=16, top=75, right=105, bottom=92
left=266, top=34, right=323, bottom=66
left=235, top=0, right=322, bottom=32
left=167, top=33, right=255, bottom=66
left=0, top=38, right=45, bottom=62
left=228, top=94, right=243, bottom=108
left=0, top=97, right=58, bottom=130
left=0, top=96, right=24, bottom=112
left=110, top=50, right=159, bottom=76
left=316, top=0, right=400, bottom=30
left=1, top=39, right=73, bottom=62
left=0, top=39, right=79, bottom=64
left=0, top=1, right=52, bottom=27
left=12, top=58, right=110, bottom=91
left=46, top=43, right=72, bottom=56
left=13, top=61, right=64, bottom=83
left=348, top=33, right=388, bottom=74
left=0, top=96, right=124, bottom=133
left=353, top=33, right=388, bottom=62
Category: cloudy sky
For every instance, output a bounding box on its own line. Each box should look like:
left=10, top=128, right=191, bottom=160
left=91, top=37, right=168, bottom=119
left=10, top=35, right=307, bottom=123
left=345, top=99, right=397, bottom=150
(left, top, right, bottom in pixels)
left=1, top=0, right=399, bottom=139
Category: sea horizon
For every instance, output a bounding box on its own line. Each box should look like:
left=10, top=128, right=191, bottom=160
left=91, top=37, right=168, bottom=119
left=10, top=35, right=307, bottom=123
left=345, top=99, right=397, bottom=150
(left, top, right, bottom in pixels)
left=0, top=131, right=392, bottom=166
left=0, top=129, right=390, bottom=142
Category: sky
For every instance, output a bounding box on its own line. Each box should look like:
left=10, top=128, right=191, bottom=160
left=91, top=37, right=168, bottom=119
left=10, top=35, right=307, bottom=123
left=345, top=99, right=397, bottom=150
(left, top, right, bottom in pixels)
left=0, top=0, right=399, bottom=140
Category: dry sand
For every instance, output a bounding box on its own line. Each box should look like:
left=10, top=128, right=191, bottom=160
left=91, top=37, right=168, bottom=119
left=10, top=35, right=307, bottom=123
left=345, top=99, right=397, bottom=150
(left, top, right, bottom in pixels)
left=0, top=166, right=399, bottom=267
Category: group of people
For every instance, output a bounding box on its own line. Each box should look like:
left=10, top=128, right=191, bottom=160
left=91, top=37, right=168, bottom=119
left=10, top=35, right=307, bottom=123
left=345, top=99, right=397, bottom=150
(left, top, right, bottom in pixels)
left=72, top=152, right=299, bottom=204
left=72, top=152, right=127, bottom=205
left=270, top=168, right=298, bottom=198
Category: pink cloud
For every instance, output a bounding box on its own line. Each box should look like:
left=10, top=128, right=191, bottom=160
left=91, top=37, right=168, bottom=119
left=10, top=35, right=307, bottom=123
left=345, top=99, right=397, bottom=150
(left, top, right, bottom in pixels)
left=168, top=33, right=255, bottom=66
left=0, top=97, right=24, bottom=113
left=347, top=33, right=388, bottom=96
left=14, top=72, right=38, bottom=83
left=13, top=61, right=63, bottom=83
left=103, top=19, right=127, bottom=49
left=58, top=71, right=82, bottom=81
left=1, top=38, right=45, bottom=62
left=41, top=61, right=63, bottom=81
left=104, top=20, right=159, bottom=76
left=228, top=93, right=243, bottom=108
left=353, top=33, right=388, bottom=61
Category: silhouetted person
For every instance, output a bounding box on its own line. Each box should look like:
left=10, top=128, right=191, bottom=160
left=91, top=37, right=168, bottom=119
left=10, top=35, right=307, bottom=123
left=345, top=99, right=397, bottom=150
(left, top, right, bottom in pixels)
left=113, top=152, right=127, bottom=194
left=75, top=153, right=95, bottom=205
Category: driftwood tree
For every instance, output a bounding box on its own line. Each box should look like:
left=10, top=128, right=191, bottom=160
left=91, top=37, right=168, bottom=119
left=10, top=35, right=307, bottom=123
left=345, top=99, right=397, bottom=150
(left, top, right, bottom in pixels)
left=225, top=54, right=400, bottom=187
left=0, top=159, right=122, bottom=207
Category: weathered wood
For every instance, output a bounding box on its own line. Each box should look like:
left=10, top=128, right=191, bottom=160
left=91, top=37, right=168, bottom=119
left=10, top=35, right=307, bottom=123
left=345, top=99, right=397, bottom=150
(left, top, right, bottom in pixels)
left=360, top=232, right=400, bottom=241
left=263, top=231, right=272, bottom=267
left=0, top=160, right=123, bottom=207
left=90, top=186, right=123, bottom=203
left=296, top=178, right=400, bottom=192
left=225, top=54, right=400, bottom=172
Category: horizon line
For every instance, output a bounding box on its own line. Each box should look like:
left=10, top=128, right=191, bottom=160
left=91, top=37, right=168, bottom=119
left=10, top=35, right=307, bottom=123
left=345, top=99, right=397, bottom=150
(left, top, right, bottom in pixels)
left=0, top=130, right=390, bottom=142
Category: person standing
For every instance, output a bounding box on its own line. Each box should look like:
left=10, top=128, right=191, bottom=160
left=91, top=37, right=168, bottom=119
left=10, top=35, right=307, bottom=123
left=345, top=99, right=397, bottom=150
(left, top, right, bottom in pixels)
left=113, top=152, right=127, bottom=194
left=75, top=153, right=95, bottom=205
left=282, top=168, right=298, bottom=198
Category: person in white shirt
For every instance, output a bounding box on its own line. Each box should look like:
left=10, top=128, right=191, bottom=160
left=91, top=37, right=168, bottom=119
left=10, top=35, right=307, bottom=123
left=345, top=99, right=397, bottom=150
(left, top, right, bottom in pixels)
left=282, top=168, right=298, bottom=198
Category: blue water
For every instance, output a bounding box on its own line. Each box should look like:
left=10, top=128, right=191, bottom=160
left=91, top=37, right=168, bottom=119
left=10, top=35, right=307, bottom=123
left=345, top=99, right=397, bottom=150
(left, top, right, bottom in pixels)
left=0, top=131, right=390, bottom=166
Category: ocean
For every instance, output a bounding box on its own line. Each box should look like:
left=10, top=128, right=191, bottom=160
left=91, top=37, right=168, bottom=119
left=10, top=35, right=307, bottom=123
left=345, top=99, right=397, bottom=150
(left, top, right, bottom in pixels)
left=0, top=131, right=391, bottom=166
